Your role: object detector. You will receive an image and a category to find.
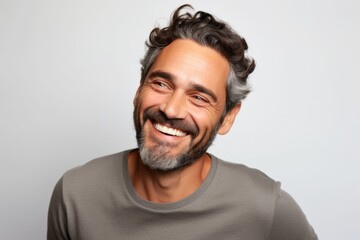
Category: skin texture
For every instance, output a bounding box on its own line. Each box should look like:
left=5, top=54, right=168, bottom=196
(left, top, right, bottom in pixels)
left=130, top=39, right=240, bottom=203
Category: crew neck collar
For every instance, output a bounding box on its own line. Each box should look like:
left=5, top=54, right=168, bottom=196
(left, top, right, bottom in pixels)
left=122, top=149, right=218, bottom=211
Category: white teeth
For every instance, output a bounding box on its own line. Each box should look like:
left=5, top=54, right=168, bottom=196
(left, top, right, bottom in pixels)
left=154, top=123, right=186, bottom=137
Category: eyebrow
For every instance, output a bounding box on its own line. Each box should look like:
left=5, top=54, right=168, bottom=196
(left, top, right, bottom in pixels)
left=148, top=71, right=175, bottom=82
left=148, top=70, right=218, bottom=102
left=190, top=83, right=218, bottom=102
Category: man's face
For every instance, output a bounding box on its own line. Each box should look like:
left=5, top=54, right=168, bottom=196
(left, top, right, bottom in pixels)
left=133, top=39, right=233, bottom=171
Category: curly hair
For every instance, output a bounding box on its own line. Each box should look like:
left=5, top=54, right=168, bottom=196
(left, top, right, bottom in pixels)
left=140, top=4, right=255, bottom=112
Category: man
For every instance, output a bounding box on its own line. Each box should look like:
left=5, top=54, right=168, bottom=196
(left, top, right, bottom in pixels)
left=48, top=5, right=317, bottom=240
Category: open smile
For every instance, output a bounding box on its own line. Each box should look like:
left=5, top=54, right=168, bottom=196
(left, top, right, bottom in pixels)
left=154, top=123, right=187, bottom=137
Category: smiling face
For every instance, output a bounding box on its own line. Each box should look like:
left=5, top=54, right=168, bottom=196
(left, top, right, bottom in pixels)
left=133, top=39, right=239, bottom=171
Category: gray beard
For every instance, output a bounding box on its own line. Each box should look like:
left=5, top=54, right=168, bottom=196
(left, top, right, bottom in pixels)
left=138, top=131, right=194, bottom=172
left=137, top=125, right=219, bottom=172
left=139, top=145, right=186, bottom=171
left=134, top=107, right=224, bottom=172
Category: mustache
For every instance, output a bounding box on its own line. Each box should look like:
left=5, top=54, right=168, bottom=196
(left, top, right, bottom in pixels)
left=143, top=109, right=199, bottom=137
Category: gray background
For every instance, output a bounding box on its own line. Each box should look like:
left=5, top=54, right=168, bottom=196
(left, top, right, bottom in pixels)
left=1, top=0, right=359, bottom=239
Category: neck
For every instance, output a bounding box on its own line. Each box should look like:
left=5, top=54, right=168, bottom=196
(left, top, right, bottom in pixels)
left=128, top=150, right=211, bottom=203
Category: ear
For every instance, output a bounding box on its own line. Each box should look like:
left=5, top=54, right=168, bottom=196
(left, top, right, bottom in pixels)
left=217, top=103, right=241, bottom=135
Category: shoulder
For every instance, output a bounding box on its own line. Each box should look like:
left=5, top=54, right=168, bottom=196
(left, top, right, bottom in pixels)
left=210, top=156, right=280, bottom=218
left=214, top=156, right=280, bottom=195
left=61, top=150, right=130, bottom=196
left=63, top=151, right=127, bottom=181
left=211, top=156, right=317, bottom=239
left=268, top=189, right=318, bottom=239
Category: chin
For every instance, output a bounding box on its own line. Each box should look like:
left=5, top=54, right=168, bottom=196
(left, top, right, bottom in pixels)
left=139, top=144, right=195, bottom=172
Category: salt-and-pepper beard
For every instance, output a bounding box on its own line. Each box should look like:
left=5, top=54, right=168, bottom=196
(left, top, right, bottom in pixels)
left=133, top=104, right=221, bottom=172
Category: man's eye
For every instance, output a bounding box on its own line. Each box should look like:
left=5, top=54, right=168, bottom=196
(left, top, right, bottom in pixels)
left=192, top=95, right=210, bottom=104
left=156, top=82, right=165, bottom=87
left=152, top=81, right=167, bottom=88
left=194, top=96, right=204, bottom=101
left=151, top=80, right=172, bottom=92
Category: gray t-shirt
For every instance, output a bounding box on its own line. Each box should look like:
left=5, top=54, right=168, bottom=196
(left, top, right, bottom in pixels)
left=48, top=150, right=317, bottom=240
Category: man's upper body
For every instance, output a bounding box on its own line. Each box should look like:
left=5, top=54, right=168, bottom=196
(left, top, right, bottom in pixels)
left=48, top=4, right=317, bottom=239
left=48, top=150, right=317, bottom=240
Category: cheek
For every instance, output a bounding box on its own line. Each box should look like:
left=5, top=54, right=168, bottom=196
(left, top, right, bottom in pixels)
left=136, top=90, right=167, bottom=124
left=139, top=88, right=167, bottom=108
left=189, top=108, right=221, bottom=133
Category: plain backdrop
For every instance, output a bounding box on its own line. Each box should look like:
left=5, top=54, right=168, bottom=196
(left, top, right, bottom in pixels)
left=1, top=0, right=359, bottom=239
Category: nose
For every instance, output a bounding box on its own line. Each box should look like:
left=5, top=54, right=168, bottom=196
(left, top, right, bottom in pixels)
left=159, top=92, right=187, bottom=119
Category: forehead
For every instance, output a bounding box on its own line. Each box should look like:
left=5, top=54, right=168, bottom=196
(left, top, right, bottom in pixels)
left=148, top=39, right=230, bottom=98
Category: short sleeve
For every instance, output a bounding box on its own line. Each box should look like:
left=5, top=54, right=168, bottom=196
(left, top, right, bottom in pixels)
left=268, top=189, right=318, bottom=240
left=47, top=177, right=70, bottom=240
